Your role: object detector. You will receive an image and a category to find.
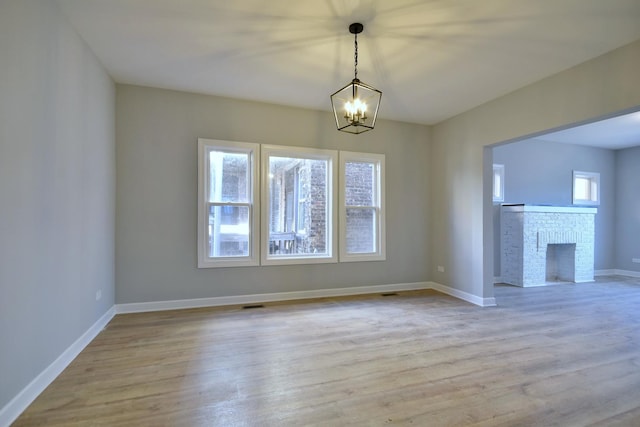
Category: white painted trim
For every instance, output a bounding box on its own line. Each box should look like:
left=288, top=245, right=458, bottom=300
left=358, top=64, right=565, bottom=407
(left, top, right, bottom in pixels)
left=0, top=307, right=116, bottom=427
left=595, top=269, right=640, bottom=278
left=429, top=281, right=497, bottom=307
left=260, top=144, right=338, bottom=266
left=339, top=151, right=386, bottom=263
left=116, top=282, right=433, bottom=313
left=501, top=204, right=597, bottom=214
left=197, top=138, right=260, bottom=269
left=116, top=282, right=499, bottom=314
left=617, top=269, right=640, bottom=278
left=572, top=170, right=600, bottom=206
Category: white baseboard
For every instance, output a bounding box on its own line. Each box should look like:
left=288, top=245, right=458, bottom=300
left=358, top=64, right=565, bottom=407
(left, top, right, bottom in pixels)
left=614, top=269, right=640, bottom=278
left=429, top=281, right=497, bottom=307
left=116, top=282, right=433, bottom=313
left=116, top=282, right=498, bottom=314
left=595, top=269, right=640, bottom=278
left=0, top=306, right=116, bottom=427
left=114, top=281, right=501, bottom=314
left=595, top=269, right=616, bottom=276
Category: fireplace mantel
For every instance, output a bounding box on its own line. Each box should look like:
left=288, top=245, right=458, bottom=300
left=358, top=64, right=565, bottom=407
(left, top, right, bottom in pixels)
left=500, top=204, right=597, bottom=287
left=501, top=204, right=597, bottom=214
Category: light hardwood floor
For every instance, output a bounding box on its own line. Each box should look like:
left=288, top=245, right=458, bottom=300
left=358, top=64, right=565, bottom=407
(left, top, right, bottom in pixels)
left=14, top=275, right=640, bottom=426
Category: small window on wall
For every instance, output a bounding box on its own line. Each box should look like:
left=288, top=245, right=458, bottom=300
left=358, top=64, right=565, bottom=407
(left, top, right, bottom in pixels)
left=493, top=164, right=505, bottom=202
left=573, top=170, right=600, bottom=205
left=339, top=151, right=386, bottom=262
left=197, top=139, right=259, bottom=268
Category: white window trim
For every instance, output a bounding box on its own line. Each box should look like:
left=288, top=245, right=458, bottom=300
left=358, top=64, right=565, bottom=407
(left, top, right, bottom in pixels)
left=197, top=138, right=260, bottom=268
left=572, top=170, right=600, bottom=206
left=261, top=144, right=338, bottom=266
left=339, top=151, right=386, bottom=262
left=493, top=164, right=505, bottom=203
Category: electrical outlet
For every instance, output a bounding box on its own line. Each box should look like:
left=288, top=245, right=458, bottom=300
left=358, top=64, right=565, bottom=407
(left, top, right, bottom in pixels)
left=95, top=290, right=102, bottom=301
left=633, top=258, right=640, bottom=264
left=437, top=265, right=445, bottom=273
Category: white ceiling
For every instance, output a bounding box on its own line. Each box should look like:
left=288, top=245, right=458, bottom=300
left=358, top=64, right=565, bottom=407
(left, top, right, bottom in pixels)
left=535, top=111, right=640, bottom=150
left=56, top=0, right=640, bottom=135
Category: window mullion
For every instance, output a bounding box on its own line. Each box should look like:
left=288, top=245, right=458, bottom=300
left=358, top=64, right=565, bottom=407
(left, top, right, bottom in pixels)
left=209, top=202, right=251, bottom=207
left=345, top=205, right=376, bottom=210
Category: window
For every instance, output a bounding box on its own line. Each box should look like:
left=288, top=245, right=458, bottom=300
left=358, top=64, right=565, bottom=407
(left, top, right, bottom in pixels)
left=198, top=139, right=259, bottom=268
left=340, top=151, right=386, bottom=262
left=493, top=164, right=505, bottom=202
left=572, top=170, right=599, bottom=205
left=198, top=140, right=387, bottom=267
left=261, top=145, right=337, bottom=265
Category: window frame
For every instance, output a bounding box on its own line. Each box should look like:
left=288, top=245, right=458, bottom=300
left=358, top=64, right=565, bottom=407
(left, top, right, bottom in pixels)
left=197, top=138, right=260, bottom=268
left=261, top=144, right=338, bottom=266
left=572, top=170, right=600, bottom=206
left=339, top=151, right=386, bottom=262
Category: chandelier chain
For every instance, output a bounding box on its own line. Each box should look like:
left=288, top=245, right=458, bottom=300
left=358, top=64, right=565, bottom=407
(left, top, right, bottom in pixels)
left=354, top=32, right=358, bottom=80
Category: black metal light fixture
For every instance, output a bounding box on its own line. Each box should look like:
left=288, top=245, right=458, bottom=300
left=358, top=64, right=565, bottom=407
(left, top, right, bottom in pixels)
left=331, top=23, right=382, bottom=134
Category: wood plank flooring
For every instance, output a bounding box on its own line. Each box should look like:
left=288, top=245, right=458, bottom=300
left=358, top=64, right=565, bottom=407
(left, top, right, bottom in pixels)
left=14, top=275, right=640, bottom=426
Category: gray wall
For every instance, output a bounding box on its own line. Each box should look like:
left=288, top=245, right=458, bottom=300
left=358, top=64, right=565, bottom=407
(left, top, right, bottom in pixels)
left=0, top=0, right=115, bottom=411
left=493, top=139, right=616, bottom=275
left=615, top=146, right=640, bottom=272
left=431, top=39, right=640, bottom=302
left=115, top=85, right=431, bottom=303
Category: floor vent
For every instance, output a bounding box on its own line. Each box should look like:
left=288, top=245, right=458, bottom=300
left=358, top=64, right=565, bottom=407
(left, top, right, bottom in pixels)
left=380, top=292, right=398, bottom=297
left=242, top=304, right=265, bottom=309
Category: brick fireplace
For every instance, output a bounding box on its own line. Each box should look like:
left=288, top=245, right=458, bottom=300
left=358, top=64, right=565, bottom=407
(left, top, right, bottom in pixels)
left=501, top=205, right=597, bottom=287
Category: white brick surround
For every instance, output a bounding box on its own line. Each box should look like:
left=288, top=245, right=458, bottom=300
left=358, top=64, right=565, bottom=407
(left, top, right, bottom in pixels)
left=501, top=205, right=597, bottom=287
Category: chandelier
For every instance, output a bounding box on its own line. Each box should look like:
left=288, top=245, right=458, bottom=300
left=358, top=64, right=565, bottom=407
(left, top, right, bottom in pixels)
left=330, top=23, right=382, bottom=134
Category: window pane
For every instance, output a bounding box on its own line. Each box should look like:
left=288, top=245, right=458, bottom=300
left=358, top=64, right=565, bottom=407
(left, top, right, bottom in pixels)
left=345, top=161, right=374, bottom=206
left=208, top=205, right=250, bottom=257
left=346, top=208, right=375, bottom=253
left=209, top=151, right=249, bottom=202
left=268, top=156, right=328, bottom=256
left=574, top=177, right=590, bottom=200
